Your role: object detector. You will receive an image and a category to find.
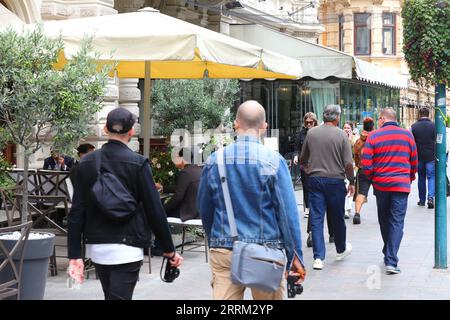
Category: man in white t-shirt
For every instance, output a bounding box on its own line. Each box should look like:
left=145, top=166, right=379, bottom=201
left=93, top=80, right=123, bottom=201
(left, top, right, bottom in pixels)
left=68, top=108, right=183, bottom=300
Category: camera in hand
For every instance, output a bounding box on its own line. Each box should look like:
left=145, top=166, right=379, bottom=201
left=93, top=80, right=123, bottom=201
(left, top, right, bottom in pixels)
left=287, top=275, right=303, bottom=298
left=163, top=258, right=180, bottom=282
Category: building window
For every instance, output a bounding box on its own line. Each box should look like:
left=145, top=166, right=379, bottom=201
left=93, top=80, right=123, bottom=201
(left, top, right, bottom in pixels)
left=382, top=13, right=396, bottom=55
left=354, top=13, right=371, bottom=55
left=339, top=15, right=344, bottom=51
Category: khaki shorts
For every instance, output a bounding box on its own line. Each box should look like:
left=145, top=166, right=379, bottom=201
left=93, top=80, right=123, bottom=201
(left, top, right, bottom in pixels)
left=209, top=248, right=286, bottom=300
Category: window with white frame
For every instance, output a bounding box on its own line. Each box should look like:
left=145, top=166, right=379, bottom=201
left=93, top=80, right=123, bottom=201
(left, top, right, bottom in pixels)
left=339, top=15, right=344, bottom=51
left=382, top=13, right=396, bottom=55
left=354, top=13, right=371, bottom=55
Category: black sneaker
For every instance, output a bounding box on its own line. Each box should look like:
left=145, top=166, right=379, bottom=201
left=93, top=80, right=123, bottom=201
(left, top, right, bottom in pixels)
left=427, top=197, right=434, bottom=209
left=329, top=235, right=335, bottom=243
left=353, top=213, right=361, bottom=225
left=306, top=233, right=313, bottom=248
left=417, top=201, right=425, bottom=206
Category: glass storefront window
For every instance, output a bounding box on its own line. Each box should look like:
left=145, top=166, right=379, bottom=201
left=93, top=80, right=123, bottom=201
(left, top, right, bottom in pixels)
left=240, top=80, right=400, bottom=157
left=340, top=81, right=400, bottom=128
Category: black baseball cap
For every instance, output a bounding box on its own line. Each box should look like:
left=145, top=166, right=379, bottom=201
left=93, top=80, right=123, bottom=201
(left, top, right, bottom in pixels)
left=106, top=108, right=137, bottom=134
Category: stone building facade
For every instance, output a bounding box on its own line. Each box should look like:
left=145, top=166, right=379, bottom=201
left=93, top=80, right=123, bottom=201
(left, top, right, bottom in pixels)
left=114, top=0, right=323, bottom=41
left=318, top=0, right=448, bottom=128
left=1, top=0, right=143, bottom=167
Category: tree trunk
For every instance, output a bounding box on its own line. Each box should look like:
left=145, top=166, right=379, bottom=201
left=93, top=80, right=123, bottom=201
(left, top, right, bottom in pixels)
left=21, top=152, right=29, bottom=225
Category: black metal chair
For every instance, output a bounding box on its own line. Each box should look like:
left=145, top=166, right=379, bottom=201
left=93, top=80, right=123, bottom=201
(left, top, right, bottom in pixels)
left=284, top=151, right=302, bottom=188
left=0, top=221, right=32, bottom=300
left=0, top=186, right=21, bottom=227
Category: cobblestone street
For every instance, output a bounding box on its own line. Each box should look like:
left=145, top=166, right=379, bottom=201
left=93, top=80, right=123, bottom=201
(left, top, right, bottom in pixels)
left=45, top=177, right=450, bottom=300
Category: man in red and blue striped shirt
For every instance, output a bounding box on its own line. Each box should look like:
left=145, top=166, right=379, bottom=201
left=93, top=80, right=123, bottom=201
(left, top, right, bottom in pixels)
left=361, top=108, right=418, bottom=275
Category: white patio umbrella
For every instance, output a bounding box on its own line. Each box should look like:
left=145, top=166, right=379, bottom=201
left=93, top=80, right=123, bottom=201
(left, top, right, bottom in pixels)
left=37, top=7, right=302, bottom=158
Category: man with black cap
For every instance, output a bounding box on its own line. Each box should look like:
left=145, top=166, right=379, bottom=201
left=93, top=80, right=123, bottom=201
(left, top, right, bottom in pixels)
left=67, top=107, right=183, bottom=300
left=69, top=143, right=96, bottom=188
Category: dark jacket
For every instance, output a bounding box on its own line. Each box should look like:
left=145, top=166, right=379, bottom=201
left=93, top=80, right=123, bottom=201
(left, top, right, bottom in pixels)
left=411, top=118, right=436, bottom=162
left=164, top=164, right=202, bottom=222
left=67, top=140, right=175, bottom=259
left=43, top=155, right=75, bottom=171
left=295, top=127, right=308, bottom=157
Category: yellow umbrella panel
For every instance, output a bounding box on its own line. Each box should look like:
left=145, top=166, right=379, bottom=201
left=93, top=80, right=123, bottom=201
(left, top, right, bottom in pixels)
left=45, top=8, right=302, bottom=158
left=54, top=50, right=298, bottom=158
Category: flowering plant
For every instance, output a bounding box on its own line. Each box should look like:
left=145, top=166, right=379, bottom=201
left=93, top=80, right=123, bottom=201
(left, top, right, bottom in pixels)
left=150, top=150, right=178, bottom=187
left=200, top=134, right=235, bottom=160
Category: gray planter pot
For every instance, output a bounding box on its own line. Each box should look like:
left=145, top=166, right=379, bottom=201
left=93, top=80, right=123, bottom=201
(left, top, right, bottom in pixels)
left=0, top=232, right=55, bottom=300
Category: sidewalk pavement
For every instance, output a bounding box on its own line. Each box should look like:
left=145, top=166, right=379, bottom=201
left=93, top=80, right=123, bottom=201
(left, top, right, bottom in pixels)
left=44, top=179, right=450, bottom=300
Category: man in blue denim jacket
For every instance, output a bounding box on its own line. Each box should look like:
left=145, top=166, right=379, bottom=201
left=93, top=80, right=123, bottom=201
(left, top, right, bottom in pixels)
left=198, top=100, right=305, bottom=300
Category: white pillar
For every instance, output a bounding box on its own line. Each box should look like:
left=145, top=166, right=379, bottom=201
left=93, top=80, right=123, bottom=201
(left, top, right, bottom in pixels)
left=119, top=78, right=141, bottom=152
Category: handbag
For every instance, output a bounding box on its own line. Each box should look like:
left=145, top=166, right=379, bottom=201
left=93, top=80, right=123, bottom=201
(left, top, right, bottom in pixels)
left=217, top=148, right=286, bottom=292
left=91, top=150, right=137, bottom=221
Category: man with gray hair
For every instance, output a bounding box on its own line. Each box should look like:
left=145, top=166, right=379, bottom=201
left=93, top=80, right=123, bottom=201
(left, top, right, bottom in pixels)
left=300, top=104, right=355, bottom=270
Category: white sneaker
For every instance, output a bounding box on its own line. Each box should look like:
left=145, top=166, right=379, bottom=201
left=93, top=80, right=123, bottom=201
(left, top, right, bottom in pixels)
left=313, top=259, right=324, bottom=270
left=336, top=243, right=352, bottom=261
left=304, top=208, right=309, bottom=218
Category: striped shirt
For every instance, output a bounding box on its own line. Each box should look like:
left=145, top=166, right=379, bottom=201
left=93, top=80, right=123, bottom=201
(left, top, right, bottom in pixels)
left=361, top=121, right=418, bottom=193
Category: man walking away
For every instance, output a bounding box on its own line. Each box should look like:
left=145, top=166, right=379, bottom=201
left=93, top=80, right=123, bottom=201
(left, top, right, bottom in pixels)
left=411, top=107, right=436, bottom=209
left=198, top=100, right=305, bottom=300
left=362, top=108, right=418, bottom=274
left=300, top=104, right=355, bottom=271
left=352, top=117, right=375, bottom=224
left=68, top=107, right=183, bottom=300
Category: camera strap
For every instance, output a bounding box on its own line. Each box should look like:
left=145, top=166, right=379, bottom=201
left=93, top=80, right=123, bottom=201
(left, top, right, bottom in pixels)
left=160, top=257, right=170, bottom=282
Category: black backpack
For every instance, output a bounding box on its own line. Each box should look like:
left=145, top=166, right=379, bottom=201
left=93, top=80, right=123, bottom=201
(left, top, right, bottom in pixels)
left=91, top=150, right=137, bottom=221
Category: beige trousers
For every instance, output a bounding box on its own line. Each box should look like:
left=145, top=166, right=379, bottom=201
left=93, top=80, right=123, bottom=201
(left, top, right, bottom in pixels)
left=209, top=248, right=286, bottom=300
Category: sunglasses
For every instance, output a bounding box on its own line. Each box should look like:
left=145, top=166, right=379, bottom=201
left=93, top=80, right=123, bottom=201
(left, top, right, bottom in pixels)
left=305, top=121, right=314, bottom=125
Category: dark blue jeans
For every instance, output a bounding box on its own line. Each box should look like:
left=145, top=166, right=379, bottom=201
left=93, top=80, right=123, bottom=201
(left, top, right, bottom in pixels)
left=309, top=177, right=347, bottom=260
left=417, top=160, right=435, bottom=203
left=375, top=191, right=409, bottom=268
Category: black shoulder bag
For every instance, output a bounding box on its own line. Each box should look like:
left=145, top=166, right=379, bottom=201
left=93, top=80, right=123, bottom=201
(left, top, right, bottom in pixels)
left=91, top=150, right=137, bottom=221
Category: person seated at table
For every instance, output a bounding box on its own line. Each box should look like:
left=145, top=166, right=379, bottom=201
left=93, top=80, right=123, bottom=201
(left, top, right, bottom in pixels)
left=152, top=149, right=201, bottom=256
left=162, top=148, right=202, bottom=221
left=43, top=149, right=75, bottom=171
left=69, top=143, right=95, bottom=187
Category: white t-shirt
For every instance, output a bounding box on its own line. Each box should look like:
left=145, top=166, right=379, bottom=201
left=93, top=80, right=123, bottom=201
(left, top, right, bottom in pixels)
left=86, top=244, right=144, bottom=265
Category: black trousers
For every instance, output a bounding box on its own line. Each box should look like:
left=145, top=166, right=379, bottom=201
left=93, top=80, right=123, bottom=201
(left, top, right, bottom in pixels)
left=94, top=260, right=142, bottom=300
left=300, top=169, right=309, bottom=209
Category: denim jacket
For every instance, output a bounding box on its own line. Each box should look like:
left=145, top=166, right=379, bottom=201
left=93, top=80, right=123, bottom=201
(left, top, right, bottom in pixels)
left=197, top=135, right=304, bottom=270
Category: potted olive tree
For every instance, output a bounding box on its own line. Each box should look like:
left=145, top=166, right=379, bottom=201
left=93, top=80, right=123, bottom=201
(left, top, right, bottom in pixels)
left=0, top=26, right=110, bottom=299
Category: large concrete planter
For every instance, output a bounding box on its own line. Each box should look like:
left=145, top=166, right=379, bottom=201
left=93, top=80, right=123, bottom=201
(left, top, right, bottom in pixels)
left=0, top=232, right=55, bottom=300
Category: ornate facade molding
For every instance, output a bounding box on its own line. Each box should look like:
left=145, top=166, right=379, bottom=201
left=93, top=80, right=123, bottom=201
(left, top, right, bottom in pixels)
left=2, top=0, right=42, bottom=23
left=41, top=0, right=117, bottom=20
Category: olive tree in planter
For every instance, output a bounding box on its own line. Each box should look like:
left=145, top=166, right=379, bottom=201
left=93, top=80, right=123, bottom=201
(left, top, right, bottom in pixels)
left=0, top=26, right=110, bottom=299
left=151, top=78, right=239, bottom=163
